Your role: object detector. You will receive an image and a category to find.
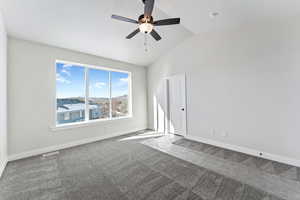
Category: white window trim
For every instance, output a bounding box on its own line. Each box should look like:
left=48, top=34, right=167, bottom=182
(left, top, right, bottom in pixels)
left=53, top=60, right=133, bottom=130
left=51, top=116, right=132, bottom=131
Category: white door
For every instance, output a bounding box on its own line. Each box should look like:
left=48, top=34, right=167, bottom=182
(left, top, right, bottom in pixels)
left=168, top=74, right=187, bottom=136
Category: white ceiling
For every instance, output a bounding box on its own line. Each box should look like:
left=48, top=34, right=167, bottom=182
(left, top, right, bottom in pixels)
left=156, top=0, right=300, bottom=34
left=1, top=0, right=300, bottom=66
left=0, top=0, right=193, bottom=66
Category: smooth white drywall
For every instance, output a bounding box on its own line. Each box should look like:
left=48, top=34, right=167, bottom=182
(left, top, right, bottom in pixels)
left=148, top=19, right=300, bottom=161
left=8, top=37, right=147, bottom=156
left=0, top=12, right=7, bottom=176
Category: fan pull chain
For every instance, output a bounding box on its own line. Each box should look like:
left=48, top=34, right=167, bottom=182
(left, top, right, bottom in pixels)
left=144, top=34, right=148, bottom=52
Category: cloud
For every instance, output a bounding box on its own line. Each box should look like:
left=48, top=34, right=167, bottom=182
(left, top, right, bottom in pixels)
left=61, top=68, right=71, bottom=76
left=120, top=78, right=128, bottom=82
left=94, top=82, right=106, bottom=89
left=56, top=73, right=71, bottom=84
left=60, top=64, right=72, bottom=76
left=111, top=77, right=129, bottom=88
left=63, top=64, right=72, bottom=68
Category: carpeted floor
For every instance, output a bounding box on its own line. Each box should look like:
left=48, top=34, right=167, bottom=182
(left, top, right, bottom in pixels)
left=0, top=131, right=286, bottom=200
left=173, top=139, right=300, bottom=183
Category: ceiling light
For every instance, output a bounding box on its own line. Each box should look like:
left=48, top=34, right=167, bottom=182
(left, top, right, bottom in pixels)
left=139, top=23, right=154, bottom=34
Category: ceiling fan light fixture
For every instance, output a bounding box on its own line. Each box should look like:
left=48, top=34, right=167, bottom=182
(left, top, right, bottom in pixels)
left=139, top=23, right=154, bottom=34
left=111, top=0, right=180, bottom=41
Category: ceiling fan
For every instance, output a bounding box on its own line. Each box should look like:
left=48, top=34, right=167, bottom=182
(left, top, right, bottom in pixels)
left=111, top=0, right=180, bottom=41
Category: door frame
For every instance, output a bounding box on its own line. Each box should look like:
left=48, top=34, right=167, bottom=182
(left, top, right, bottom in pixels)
left=164, top=74, right=187, bottom=136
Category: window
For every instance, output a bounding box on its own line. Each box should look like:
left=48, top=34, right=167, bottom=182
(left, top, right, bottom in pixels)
left=56, top=63, right=85, bottom=124
left=88, top=68, right=110, bottom=120
left=111, top=71, right=129, bottom=118
left=56, top=61, right=131, bottom=126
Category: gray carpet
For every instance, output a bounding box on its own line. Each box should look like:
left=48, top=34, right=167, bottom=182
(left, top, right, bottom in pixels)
left=173, top=138, right=300, bottom=183
left=0, top=132, right=284, bottom=200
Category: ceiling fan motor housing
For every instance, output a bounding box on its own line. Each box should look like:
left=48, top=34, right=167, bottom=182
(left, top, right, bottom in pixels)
left=138, top=14, right=153, bottom=24
left=111, top=0, right=180, bottom=41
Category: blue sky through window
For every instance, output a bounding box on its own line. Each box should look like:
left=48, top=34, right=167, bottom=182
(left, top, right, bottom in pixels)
left=56, top=63, right=85, bottom=98
left=56, top=62, right=129, bottom=98
left=111, top=71, right=129, bottom=98
left=89, top=68, right=109, bottom=98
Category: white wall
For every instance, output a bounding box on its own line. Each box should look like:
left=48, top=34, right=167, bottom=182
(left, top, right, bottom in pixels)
left=0, top=12, right=7, bottom=176
left=8, top=37, right=147, bottom=157
left=148, top=19, right=300, bottom=163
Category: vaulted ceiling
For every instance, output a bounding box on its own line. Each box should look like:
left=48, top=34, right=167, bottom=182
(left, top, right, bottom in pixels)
left=0, top=0, right=193, bottom=66
left=1, top=0, right=300, bottom=66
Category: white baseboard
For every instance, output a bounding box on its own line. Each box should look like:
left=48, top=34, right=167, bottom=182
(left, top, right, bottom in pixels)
left=186, top=135, right=300, bottom=168
left=0, top=158, right=8, bottom=178
left=8, top=128, right=146, bottom=162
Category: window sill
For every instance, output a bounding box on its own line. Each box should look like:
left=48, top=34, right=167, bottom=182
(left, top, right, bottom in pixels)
left=50, top=116, right=132, bottom=132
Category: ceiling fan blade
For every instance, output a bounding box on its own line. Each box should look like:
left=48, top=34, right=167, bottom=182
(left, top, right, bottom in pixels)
left=144, top=0, right=154, bottom=17
left=154, top=18, right=180, bottom=26
left=126, top=29, right=140, bottom=39
left=150, top=29, right=161, bottom=41
left=111, top=15, right=138, bottom=24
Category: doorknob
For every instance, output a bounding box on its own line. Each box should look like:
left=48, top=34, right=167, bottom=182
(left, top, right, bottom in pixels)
left=181, top=108, right=185, bottom=111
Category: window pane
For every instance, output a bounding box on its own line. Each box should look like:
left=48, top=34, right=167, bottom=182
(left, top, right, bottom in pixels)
left=56, top=63, right=85, bottom=125
left=88, top=68, right=110, bottom=120
left=111, top=71, right=129, bottom=118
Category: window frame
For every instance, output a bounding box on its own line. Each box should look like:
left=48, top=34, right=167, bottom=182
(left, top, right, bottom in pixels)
left=54, top=60, right=132, bottom=129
